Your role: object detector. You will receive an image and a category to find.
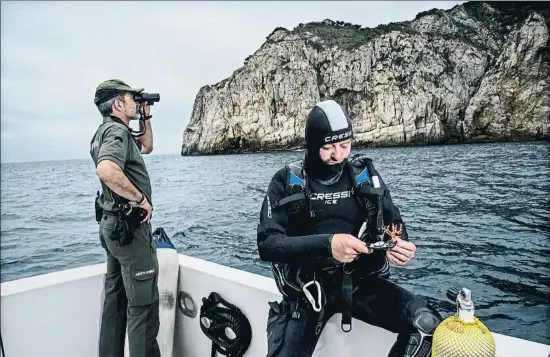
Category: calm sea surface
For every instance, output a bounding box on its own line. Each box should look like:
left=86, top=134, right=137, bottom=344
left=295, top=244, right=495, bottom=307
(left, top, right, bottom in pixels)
left=1, top=142, right=549, bottom=344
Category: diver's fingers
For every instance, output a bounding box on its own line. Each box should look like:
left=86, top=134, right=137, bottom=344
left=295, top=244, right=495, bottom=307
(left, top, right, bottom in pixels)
left=394, top=240, right=416, bottom=254
left=348, top=238, right=371, bottom=254
left=344, top=247, right=358, bottom=255
left=387, top=253, right=405, bottom=266
left=391, top=245, right=414, bottom=259
left=387, top=250, right=409, bottom=265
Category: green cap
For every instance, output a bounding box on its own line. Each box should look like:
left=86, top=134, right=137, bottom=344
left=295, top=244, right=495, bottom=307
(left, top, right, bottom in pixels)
left=94, top=79, right=144, bottom=106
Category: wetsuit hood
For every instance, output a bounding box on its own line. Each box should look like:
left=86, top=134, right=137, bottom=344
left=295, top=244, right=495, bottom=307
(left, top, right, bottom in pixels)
left=304, top=100, right=354, bottom=181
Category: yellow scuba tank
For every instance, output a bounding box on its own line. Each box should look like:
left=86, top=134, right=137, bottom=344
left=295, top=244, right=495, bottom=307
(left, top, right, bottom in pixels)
left=432, top=287, right=496, bottom=357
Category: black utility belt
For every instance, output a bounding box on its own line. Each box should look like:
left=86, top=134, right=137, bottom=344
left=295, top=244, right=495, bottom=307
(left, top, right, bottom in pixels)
left=95, top=192, right=147, bottom=246
left=108, top=204, right=147, bottom=246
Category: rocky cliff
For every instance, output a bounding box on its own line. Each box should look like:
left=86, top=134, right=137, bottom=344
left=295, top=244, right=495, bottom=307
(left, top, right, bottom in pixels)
left=181, top=1, right=549, bottom=155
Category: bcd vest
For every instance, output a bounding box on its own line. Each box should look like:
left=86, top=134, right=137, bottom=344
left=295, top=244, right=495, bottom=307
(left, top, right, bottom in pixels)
left=270, top=153, right=390, bottom=298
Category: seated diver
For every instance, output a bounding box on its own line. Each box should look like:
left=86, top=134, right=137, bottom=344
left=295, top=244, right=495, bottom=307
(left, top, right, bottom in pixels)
left=257, top=99, right=442, bottom=357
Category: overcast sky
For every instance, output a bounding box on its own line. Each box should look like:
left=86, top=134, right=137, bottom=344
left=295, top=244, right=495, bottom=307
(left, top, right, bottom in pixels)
left=1, top=1, right=463, bottom=163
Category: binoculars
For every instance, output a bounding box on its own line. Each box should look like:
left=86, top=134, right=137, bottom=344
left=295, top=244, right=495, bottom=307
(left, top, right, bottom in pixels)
left=134, top=92, right=160, bottom=105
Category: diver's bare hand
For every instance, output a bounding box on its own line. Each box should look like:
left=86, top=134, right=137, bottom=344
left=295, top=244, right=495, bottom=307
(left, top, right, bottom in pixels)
left=387, top=239, right=416, bottom=266
left=331, top=234, right=372, bottom=263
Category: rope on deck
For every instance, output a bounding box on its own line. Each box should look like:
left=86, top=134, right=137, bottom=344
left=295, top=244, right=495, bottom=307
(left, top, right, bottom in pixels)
left=199, top=292, right=252, bottom=357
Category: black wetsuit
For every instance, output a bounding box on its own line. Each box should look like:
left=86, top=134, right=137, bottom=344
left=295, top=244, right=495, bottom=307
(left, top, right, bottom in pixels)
left=256, top=100, right=442, bottom=357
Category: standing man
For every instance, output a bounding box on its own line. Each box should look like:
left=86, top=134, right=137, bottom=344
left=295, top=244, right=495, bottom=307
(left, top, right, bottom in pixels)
left=90, top=79, right=160, bottom=357
left=257, top=99, right=442, bottom=357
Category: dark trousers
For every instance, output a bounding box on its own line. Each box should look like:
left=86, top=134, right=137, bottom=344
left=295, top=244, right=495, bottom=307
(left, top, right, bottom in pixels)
left=98, top=214, right=160, bottom=357
left=266, top=275, right=441, bottom=357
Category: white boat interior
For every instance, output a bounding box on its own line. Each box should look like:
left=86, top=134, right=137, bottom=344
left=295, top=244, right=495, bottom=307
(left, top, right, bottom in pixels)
left=1, top=254, right=549, bottom=357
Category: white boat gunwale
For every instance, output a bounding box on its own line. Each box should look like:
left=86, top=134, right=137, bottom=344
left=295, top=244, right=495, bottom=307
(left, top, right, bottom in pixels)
left=1, top=254, right=549, bottom=357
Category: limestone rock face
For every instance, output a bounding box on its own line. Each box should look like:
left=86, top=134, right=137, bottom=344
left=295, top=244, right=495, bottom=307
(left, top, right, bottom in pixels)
left=464, top=13, right=549, bottom=140
left=181, top=2, right=550, bottom=155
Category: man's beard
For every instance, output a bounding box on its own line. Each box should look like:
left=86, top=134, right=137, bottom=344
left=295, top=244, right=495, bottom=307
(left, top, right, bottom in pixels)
left=125, top=105, right=140, bottom=120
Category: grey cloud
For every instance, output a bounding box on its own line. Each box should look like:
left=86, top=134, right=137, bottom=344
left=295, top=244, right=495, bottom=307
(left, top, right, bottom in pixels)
left=1, top=1, right=463, bottom=163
